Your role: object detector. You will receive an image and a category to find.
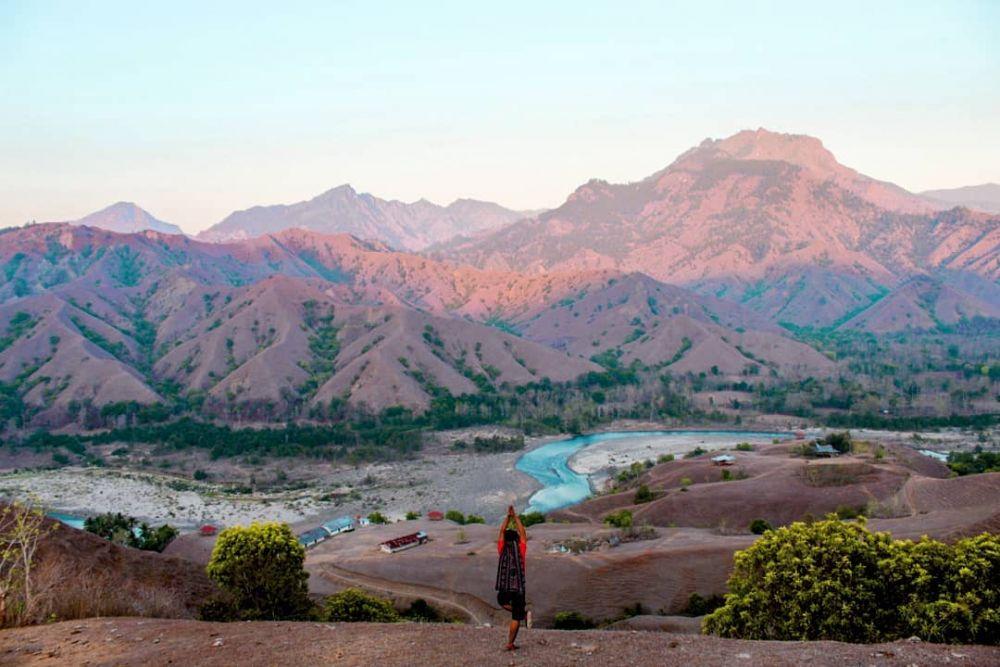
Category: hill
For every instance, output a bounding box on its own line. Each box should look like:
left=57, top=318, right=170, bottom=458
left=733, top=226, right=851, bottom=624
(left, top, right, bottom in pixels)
left=196, top=184, right=527, bottom=250
left=436, top=129, right=1000, bottom=328
left=921, top=183, right=1000, bottom=213
left=0, top=224, right=829, bottom=426
left=68, top=202, right=185, bottom=235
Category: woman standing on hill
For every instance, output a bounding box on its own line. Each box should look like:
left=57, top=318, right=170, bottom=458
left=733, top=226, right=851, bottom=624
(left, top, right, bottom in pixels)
left=496, top=505, right=529, bottom=651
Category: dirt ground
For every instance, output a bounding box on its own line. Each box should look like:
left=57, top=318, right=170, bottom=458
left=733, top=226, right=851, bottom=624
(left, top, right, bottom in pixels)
left=1, top=618, right=996, bottom=667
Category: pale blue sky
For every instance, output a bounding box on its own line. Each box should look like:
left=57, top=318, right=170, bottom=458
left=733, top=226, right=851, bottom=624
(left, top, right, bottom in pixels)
left=1, top=1, right=998, bottom=233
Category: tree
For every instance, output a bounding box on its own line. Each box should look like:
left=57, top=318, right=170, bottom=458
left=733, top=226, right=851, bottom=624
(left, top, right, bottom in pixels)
left=604, top=510, right=633, bottom=528
left=323, top=588, right=399, bottom=623
left=704, top=519, right=1000, bottom=644
left=405, top=511, right=420, bottom=521
left=83, top=512, right=177, bottom=552
left=206, top=522, right=311, bottom=620
left=519, top=511, right=545, bottom=527
left=633, top=484, right=654, bottom=504
left=444, top=510, right=466, bottom=525
left=0, top=501, right=53, bottom=627
left=748, top=518, right=772, bottom=535
left=367, top=511, right=388, bottom=524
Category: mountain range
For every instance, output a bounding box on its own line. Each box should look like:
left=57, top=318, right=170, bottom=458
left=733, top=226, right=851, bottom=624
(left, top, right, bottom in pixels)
left=194, top=185, right=529, bottom=250
left=2, top=128, right=997, bottom=427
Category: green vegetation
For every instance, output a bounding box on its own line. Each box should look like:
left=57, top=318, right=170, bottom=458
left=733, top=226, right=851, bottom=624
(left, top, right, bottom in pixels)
left=323, top=588, right=399, bottom=623
left=444, top=510, right=467, bottom=524
left=83, top=512, right=178, bottom=552
left=405, top=511, right=420, bottom=520
left=748, top=518, right=772, bottom=534
left=633, top=484, right=654, bottom=504
left=948, top=449, right=1000, bottom=476
left=519, top=511, right=545, bottom=527
left=0, top=311, right=38, bottom=353
left=450, top=434, right=524, bottom=453
left=298, top=300, right=340, bottom=396
left=681, top=592, right=725, bottom=617
left=734, top=442, right=754, bottom=452
left=704, top=519, right=999, bottom=644
left=604, top=509, right=633, bottom=528
left=553, top=610, right=596, bottom=630
left=366, top=511, right=388, bottom=524
left=205, top=523, right=311, bottom=621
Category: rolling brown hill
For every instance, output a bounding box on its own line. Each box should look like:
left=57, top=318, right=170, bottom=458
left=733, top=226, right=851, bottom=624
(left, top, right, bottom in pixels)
left=436, top=129, right=1000, bottom=328
left=0, top=223, right=831, bottom=426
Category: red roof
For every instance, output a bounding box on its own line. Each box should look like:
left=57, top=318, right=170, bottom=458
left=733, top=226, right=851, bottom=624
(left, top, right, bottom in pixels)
left=199, top=525, right=218, bottom=536
left=427, top=511, right=444, bottom=520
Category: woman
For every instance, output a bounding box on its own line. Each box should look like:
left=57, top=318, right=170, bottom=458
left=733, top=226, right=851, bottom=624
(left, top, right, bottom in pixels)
left=496, top=505, right=529, bottom=651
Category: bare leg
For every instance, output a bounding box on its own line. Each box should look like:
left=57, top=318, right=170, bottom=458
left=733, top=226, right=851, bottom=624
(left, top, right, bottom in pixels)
left=506, top=620, right=520, bottom=650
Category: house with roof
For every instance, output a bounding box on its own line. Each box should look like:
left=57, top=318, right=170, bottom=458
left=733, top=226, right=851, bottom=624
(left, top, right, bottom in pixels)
left=712, top=454, right=736, bottom=466
left=380, top=531, right=428, bottom=554
left=813, top=443, right=840, bottom=457
left=323, top=515, right=355, bottom=535
left=298, top=527, right=330, bottom=548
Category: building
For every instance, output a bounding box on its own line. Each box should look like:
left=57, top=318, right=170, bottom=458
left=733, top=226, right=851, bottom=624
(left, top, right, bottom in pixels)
left=323, top=516, right=355, bottom=535
left=427, top=511, right=444, bottom=521
left=712, top=454, right=736, bottom=466
left=199, top=524, right=218, bottom=536
left=814, top=443, right=839, bottom=457
left=379, top=531, right=428, bottom=554
left=298, top=527, right=330, bottom=548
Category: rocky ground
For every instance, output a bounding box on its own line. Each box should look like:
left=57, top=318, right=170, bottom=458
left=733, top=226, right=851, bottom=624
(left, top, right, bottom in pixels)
left=1, top=618, right=996, bottom=666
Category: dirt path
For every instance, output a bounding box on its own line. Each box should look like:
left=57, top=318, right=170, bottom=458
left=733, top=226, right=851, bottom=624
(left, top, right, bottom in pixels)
left=3, top=618, right=997, bottom=667
left=313, top=561, right=504, bottom=626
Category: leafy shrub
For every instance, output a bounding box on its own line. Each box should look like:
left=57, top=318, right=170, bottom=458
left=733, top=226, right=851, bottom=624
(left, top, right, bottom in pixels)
left=402, top=598, right=443, bottom=622
left=679, top=476, right=692, bottom=490
left=367, top=511, right=389, bottom=524
left=685, top=446, right=708, bottom=459
left=193, top=469, right=209, bottom=481
left=703, top=519, right=999, bottom=644
left=206, top=523, right=312, bottom=620
left=465, top=514, right=485, bottom=524
left=519, top=511, right=545, bottom=527
left=721, top=469, right=733, bottom=481
left=681, top=592, right=725, bottom=617
left=323, top=588, right=399, bottom=623
left=604, top=510, right=633, bottom=528
left=633, top=484, right=654, bottom=504
left=405, top=511, right=420, bottom=520
left=444, top=510, right=466, bottom=524
left=735, top=442, right=755, bottom=452
left=948, top=449, right=1000, bottom=476
left=657, top=453, right=675, bottom=464
left=834, top=504, right=865, bottom=520
left=553, top=610, right=595, bottom=630
left=748, top=518, right=772, bottom=535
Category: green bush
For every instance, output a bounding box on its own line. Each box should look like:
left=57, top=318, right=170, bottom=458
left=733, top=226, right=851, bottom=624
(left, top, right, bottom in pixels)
left=657, top=453, right=675, bottom=464
left=444, top=510, right=466, bottom=524
left=367, top=511, right=389, bottom=524
left=324, top=588, right=400, bottom=623
left=604, top=509, right=633, bottom=528
left=553, top=610, right=595, bottom=630
left=519, top=511, right=545, bottom=527
left=402, top=598, right=443, bottom=622
left=465, top=514, right=485, bottom=524
left=748, top=518, right=772, bottom=535
left=681, top=592, right=725, bottom=617
left=703, top=519, right=999, bottom=644
left=405, top=511, right=420, bottom=520
left=633, top=484, right=654, bottom=504
left=206, top=522, right=312, bottom=620
left=734, top=442, right=754, bottom=452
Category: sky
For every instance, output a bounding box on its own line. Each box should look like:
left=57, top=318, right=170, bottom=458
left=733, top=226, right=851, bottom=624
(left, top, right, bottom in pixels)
left=1, top=1, right=998, bottom=234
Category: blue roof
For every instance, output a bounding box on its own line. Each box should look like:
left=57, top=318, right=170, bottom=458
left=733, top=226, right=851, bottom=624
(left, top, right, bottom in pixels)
left=298, top=528, right=328, bottom=544
left=323, top=516, right=355, bottom=531
left=814, top=444, right=838, bottom=454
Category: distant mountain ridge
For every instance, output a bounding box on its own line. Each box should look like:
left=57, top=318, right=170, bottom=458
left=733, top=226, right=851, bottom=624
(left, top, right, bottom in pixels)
left=68, top=202, right=184, bottom=235
left=196, top=184, right=530, bottom=250
left=921, top=183, right=1000, bottom=214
